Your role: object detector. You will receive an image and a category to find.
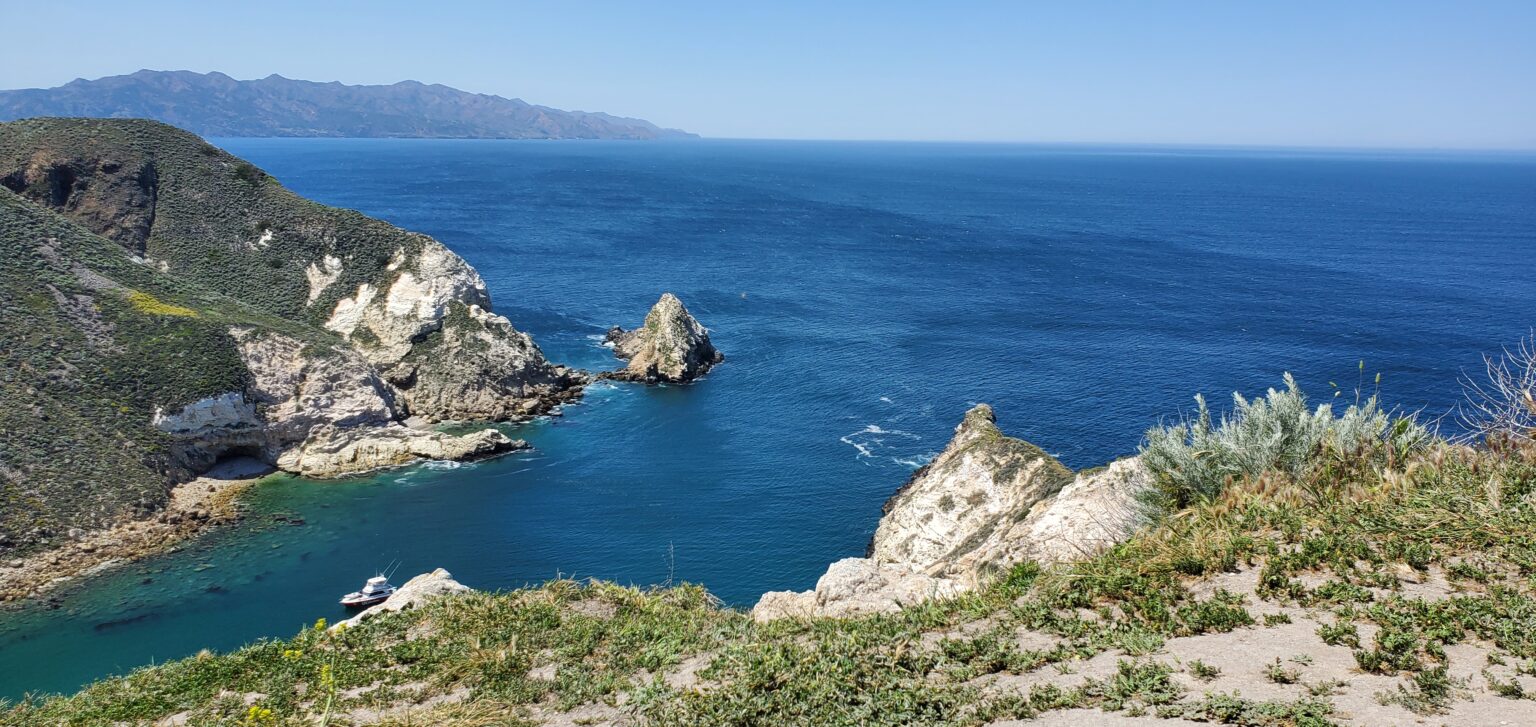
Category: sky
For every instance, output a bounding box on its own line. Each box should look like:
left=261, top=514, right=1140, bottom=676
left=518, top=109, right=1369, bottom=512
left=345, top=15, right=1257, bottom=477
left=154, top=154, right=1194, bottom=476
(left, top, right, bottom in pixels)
left=3, top=0, right=1534, bottom=148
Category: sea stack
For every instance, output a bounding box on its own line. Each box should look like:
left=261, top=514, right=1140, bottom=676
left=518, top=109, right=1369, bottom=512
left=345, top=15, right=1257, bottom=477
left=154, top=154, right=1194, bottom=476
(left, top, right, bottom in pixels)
left=605, top=293, right=723, bottom=383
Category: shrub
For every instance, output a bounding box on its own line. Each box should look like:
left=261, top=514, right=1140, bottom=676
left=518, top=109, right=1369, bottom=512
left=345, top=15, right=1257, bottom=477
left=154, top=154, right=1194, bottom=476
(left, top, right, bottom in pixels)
left=1140, top=372, right=1431, bottom=509
left=231, top=161, right=265, bottom=184
left=1458, top=330, right=1536, bottom=445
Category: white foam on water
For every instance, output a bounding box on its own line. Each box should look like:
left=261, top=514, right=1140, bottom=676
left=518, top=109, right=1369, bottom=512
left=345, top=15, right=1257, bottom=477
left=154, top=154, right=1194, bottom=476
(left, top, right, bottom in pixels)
left=839, top=434, right=874, bottom=458
left=861, top=424, right=919, bottom=439
left=892, top=453, right=936, bottom=469
left=842, top=422, right=923, bottom=461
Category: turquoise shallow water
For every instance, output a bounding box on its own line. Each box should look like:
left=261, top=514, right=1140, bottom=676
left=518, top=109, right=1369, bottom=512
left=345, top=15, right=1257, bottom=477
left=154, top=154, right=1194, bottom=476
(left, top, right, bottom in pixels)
left=1, top=140, right=1532, bottom=699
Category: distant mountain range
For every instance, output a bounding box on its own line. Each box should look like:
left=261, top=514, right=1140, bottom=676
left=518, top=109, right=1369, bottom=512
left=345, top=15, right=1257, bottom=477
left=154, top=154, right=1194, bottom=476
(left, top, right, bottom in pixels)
left=0, top=70, right=695, bottom=140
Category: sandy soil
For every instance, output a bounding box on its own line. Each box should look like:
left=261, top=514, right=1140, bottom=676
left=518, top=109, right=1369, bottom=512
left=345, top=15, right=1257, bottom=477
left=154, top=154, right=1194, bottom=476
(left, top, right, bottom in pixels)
left=973, top=566, right=1536, bottom=726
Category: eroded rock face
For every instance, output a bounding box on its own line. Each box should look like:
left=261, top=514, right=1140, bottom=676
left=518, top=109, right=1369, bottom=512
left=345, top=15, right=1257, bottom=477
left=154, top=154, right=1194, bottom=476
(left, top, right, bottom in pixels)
left=322, top=244, right=584, bottom=420
left=606, top=293, right=722, bottom=383
left=752, top=405, right=1152, bottom=621
left=232, top=328, right=399, bottom=447
left=152, top=392, right=260, bottom=435
left=337, top=568, right=474, bottom=629
left=226, top=328, right=527, bottom=478
left=960, top=456, right=1150, bottom=571
left=324, top=242, right=490, bottom=361
left=0, top=151, right=157, bottom=254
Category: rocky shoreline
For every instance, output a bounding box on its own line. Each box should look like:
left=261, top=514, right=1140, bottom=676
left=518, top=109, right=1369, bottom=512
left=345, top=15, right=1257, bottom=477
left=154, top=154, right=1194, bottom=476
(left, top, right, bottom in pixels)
left=0, top=458, right=274, bottom=606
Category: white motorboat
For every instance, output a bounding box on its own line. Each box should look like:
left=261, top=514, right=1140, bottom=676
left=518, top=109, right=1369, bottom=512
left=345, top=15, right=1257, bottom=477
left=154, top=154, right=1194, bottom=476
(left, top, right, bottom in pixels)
left=340, top=575, right=396, bottom=608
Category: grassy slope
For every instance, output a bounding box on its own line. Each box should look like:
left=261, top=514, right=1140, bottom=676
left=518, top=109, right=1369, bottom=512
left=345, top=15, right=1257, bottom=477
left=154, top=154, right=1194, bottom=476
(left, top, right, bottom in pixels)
left=0, top=187, right=336, bottom=551
left=0, top=118, right=441, bottom=329
left=5, top=441, right=1531, bottom=725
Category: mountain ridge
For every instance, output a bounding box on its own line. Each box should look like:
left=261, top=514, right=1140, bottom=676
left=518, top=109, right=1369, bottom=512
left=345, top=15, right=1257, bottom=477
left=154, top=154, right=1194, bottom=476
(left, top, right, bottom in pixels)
left=0, top=70, right=697, bottom=140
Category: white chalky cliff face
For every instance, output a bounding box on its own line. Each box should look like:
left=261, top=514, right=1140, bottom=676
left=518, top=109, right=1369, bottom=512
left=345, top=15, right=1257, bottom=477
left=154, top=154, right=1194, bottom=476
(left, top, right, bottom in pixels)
left=150, top=329, right=527, bottom=479
left=753, top=405, right=1152, bottom=621
left=318, top=238, right=583, bottom=421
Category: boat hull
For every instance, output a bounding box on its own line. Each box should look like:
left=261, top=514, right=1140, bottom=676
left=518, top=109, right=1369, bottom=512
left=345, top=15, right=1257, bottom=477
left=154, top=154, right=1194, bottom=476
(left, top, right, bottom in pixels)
left=340, top=592, right=393, bottom=608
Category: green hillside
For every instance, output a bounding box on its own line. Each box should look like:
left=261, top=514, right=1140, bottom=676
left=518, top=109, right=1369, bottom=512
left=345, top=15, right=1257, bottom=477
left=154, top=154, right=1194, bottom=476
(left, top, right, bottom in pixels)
left=0, top=186, right=333, bottom=551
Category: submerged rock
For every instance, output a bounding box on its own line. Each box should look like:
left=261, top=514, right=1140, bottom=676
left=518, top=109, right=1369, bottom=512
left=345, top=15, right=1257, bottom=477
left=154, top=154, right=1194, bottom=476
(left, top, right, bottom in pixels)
left=752, top=405, right=1152, bottom=621
left=605, top=293, right=723, bottom=383
left=337, top=568, right=473, bottom=629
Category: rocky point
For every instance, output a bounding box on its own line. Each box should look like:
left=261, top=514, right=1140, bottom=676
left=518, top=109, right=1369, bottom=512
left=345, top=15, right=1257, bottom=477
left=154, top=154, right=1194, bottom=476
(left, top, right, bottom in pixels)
left=753, top=403, right=1152, bottom=620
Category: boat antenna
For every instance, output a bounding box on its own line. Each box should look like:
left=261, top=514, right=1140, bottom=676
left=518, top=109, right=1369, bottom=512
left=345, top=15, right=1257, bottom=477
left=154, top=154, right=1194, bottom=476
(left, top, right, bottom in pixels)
left=384, top=559, right=402, bottom=579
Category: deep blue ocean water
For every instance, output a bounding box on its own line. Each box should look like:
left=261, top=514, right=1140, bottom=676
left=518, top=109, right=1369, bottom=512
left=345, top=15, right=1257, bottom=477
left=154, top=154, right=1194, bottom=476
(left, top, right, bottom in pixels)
left=1, top=140, right=1532, bottom=699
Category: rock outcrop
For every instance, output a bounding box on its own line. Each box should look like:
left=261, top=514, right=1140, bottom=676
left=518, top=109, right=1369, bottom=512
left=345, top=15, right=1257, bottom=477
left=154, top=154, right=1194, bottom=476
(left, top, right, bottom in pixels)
left=384, top=302, right=588, bottom=421
left=753, top=405, right=1152, bottom=621
left=312, top=239, right=585, bottom=422
left=233, top=328, right=399, bottom=442
left=869, top=404, right=1075, bottom=579
left=276, top=425, right=523, bottom=478
left=229, top=328, right=528, bottom=477
left=605, top=293, right=723, bottom=383
left=337, top=568, right=474, bottom=629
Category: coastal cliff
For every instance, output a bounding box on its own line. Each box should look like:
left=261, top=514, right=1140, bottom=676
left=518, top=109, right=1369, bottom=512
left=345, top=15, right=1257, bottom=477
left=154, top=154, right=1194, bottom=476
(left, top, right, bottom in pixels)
left=753, top=404, right=1151, bottom=620
left=605, top=293, right=723, bottom=383
left=0, top=118, right=584, bottom=557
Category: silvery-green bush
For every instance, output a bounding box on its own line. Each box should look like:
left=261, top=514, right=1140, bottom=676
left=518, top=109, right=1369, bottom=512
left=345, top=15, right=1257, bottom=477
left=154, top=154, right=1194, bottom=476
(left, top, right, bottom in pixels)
left=1140, top=373, right=1431, bottom=509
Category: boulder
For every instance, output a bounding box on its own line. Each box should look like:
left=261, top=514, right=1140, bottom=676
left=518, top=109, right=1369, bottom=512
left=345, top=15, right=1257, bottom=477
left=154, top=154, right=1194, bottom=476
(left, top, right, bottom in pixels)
left=606, top=293, right=722, bottom=383
left=752, top=558, right=962, bottom=621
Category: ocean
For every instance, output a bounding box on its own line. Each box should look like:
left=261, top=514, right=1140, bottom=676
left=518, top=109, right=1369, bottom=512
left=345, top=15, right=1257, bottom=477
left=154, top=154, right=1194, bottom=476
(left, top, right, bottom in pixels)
left=1, top=139, right=1531, bottom=699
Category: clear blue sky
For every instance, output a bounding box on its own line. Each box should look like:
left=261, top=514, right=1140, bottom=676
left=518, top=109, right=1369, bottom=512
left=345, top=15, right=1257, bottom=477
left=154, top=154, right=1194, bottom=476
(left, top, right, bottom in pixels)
left=4, top=0, right=1534, bottom=148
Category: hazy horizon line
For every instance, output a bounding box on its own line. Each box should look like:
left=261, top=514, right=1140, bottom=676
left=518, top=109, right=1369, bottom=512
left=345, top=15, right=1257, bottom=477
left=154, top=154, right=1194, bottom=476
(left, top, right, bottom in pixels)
left=203, top=133, right=1536, bottom=155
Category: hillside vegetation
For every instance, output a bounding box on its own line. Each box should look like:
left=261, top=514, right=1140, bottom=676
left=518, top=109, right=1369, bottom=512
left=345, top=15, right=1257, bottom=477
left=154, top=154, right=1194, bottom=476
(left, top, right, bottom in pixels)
left=6, top=378, right=1533, bottom=726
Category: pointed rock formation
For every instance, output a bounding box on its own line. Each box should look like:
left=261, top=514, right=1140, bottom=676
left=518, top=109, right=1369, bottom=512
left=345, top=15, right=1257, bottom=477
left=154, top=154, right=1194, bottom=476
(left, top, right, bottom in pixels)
left=605, top=293, right=723, bottom=383
left=753, top=404, right=1152, bottom=621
